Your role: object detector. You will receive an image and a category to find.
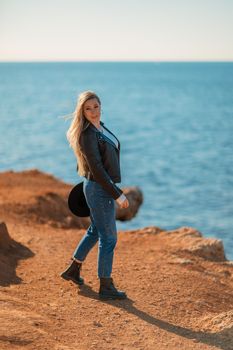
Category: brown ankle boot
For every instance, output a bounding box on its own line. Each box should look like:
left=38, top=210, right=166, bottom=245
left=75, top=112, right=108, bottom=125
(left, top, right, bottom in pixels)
left=60, top=259, right=84, bottom=285
left=99, top=277, right=127, bottom=300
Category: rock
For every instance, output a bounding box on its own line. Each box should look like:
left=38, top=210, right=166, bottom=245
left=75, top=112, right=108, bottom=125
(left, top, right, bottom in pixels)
left=0, top=169, right=143, bottom=229
left=127, top=225, right=164, bottom=235
left=165, top=226, right=203, bottom=239
left=199, top=310, right=233, bottom=333
left=0, top=222, right=34, bottom=286
left=168, top=256, right=193, bottom=265
left=0, top=221, right=11, bottom=249
left=187, top=238, right=226, bottom=261
left=162, top=227, right=226, bottom=262
left=31, top=186, right=142, bottom=228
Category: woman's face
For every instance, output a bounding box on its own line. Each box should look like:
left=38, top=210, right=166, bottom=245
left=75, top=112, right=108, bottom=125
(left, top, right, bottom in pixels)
left=83, top=98, right=101, bottom=123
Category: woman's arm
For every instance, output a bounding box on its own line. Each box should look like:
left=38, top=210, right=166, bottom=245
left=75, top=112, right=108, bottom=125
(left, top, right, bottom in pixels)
left=80, top=131, right=123, bottom=200
left=115, top=192, right=127, bottom=205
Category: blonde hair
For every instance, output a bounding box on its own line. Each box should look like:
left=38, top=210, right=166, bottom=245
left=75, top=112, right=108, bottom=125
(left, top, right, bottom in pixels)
left=66, top=90, right=101, bottom=176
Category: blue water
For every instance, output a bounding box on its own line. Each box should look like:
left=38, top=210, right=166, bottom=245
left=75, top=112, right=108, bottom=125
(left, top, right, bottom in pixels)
left=0, top=62, right=233, bottom=259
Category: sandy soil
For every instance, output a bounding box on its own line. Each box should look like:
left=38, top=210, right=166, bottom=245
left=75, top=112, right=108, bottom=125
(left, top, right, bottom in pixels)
left=0, top=169, right=233, bottom=350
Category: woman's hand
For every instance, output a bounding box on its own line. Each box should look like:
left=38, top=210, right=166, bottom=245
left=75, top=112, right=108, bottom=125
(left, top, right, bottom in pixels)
left=119, top=197, right=129, bottom=209
left=116, top=193, right=129, bottom=209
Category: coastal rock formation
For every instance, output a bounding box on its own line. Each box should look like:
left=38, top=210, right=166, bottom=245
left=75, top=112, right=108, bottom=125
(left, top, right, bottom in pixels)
left=159, top=226, right=226, bottom=261
left=0, top=221, right=11, bottom=249
left=0, top=169, right=142, bottom=229
left=0, top=221, right=34, bottom=286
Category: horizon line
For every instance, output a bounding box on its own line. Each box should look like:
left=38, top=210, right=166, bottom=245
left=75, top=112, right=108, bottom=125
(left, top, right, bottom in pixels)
left=0, top=59, right=232, bottom=63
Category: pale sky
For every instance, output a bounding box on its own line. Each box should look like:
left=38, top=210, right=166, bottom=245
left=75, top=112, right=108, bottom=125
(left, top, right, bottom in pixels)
left=0, top=0, right=232, bottom=61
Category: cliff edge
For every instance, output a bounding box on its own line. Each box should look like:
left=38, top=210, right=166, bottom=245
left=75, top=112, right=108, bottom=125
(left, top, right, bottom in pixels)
left=0, top=169, right=233, bottom=350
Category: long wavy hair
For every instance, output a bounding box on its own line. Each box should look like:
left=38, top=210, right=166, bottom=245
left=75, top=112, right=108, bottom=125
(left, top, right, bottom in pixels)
left=66, top=90, right=101, bottom=176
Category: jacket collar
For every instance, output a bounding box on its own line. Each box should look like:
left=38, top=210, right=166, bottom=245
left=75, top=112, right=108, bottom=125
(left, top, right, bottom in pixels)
left=89, top=120, right=105, bottom=132
left=83, top=120, right=120, bottom=151
left=82, top=119, right=104, bottom=132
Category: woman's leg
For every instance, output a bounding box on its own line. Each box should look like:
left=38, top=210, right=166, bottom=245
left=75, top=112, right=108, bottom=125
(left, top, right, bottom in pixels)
left=79, top=179, right=126, bottom=299
left=91, top=192, right=126, bottom=299
left=73, top=212, right=99, bottom=261
left=86, top=184, right=117, bottom=278
left=97, top=197, right=117, bottom=278
left=79, top=178, right=118, bottom=277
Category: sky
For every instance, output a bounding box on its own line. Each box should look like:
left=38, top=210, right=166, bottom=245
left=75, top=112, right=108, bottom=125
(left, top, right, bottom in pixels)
left=0, top=0, right=232, bottom=62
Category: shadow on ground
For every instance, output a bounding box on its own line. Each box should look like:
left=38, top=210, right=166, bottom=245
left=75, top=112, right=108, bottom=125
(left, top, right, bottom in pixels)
left=77, top=283, right=232, bottom=350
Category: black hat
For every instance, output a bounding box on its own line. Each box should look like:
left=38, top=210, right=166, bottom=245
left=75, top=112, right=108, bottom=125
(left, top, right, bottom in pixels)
left=68, top=182, right=90, bottom=217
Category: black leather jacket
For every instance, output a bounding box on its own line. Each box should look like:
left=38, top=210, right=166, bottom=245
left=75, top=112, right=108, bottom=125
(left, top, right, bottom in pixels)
left=79, top=120, right=123, bottom=200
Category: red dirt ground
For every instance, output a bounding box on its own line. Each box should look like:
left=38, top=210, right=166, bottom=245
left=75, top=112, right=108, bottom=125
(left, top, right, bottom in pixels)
left=0, top=170, right=233, bottom=350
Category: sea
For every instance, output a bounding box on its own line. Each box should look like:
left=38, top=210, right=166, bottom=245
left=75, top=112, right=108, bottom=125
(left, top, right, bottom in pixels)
left=0, top=62, right=233, bottom=259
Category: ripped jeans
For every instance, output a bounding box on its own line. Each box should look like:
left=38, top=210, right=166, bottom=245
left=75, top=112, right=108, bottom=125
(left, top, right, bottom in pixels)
left=73, top=178, right=118, bottom=278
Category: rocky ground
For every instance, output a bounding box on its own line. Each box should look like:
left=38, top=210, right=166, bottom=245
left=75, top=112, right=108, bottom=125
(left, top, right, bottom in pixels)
left=0, top=169, right=233, bottom=350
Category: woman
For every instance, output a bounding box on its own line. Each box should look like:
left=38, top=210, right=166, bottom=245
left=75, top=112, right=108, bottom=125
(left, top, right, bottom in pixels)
left=61, top=90, right=129, bottom=300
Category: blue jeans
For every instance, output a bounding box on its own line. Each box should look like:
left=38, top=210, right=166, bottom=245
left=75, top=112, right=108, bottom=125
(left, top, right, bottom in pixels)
left=73, top=178, right=118, bottom=278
